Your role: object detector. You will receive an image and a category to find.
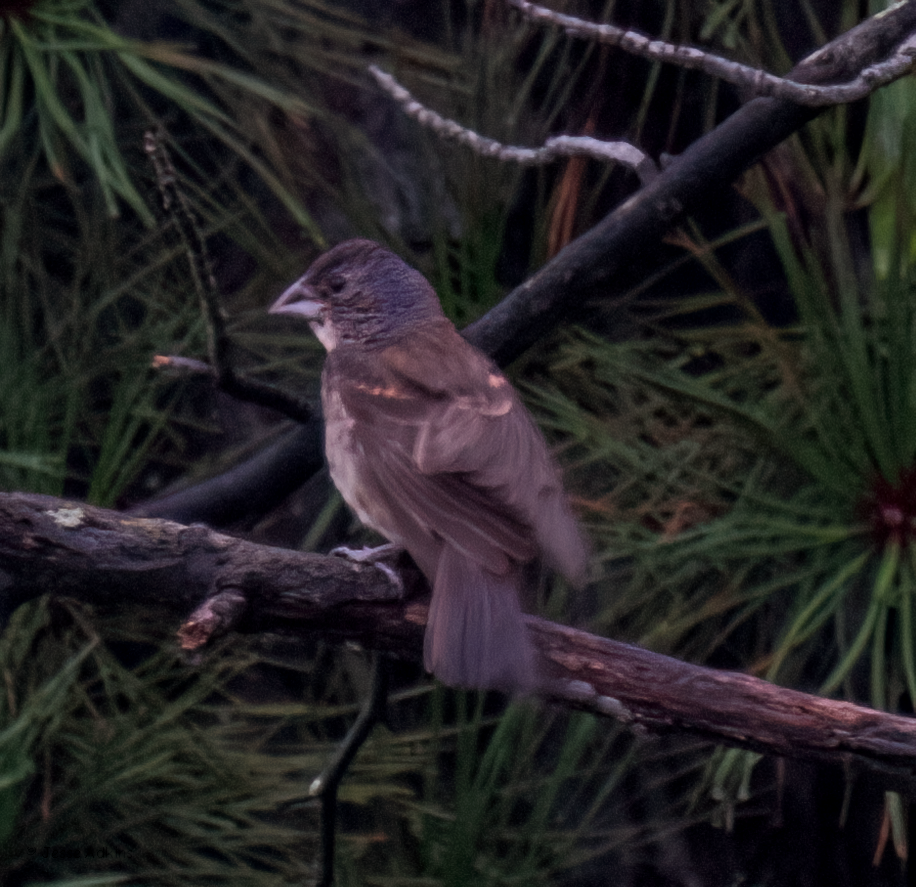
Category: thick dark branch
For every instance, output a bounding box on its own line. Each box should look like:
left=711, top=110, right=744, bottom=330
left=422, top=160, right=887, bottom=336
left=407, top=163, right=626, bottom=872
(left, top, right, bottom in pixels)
left=132, top=422, right=323, bottom=523
left=464, top=1, right=916, bottom=363
left=535, top=621, right=916, bottom=793
left=2, top=492, right=915, bottom=794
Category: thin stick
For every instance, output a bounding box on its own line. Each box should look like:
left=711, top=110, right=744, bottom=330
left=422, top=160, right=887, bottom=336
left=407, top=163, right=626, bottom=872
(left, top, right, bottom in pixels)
left=368, top=66, right=659, bottom=184
left=310, top=653, right=389, bottom=887
left=143, top=129, right=315, bottom=424
left=509, top=0, right=916, bottom=107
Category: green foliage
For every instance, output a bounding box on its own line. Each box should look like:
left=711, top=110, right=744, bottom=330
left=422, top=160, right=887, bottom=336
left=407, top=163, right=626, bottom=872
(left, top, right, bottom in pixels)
left=4, top=0, right=915, bottom=881
left=525, top=123, right=916, bottom=860
left=0, top=600, right=316, bottom=884
left=0, top=148, right=196, bottom=503
left=0, top=598, right=709, bottom=886
left=537, top=222, right=916, bottom=709
left=855, top=3, right=916, bottom=278
left=329, top=684, right=711, bottom=886
left=527, top=146, right=916, bottom=850
left=0, top=0, right=323, bottom=231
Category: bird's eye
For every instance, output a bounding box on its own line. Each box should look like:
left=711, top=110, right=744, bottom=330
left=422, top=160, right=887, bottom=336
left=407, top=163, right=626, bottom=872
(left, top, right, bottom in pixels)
left=326, top=274, right=346, bottom=293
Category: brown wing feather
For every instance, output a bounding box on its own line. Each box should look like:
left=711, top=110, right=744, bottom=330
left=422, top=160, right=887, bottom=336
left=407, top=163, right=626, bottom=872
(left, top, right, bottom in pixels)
left=324, top=320, right=588, bottom=583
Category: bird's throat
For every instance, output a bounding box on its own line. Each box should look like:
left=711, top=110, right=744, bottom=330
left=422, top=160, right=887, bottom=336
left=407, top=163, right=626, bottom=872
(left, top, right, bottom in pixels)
left=310, top=319, right=340, bottom=352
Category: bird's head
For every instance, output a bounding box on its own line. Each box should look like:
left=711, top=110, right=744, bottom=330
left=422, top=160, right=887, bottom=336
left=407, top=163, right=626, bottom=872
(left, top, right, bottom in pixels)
left=269, top=239, right=444, bottom=351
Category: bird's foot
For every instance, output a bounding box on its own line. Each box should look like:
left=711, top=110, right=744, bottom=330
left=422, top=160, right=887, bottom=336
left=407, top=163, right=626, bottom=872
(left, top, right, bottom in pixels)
left=331, top=543, right=404, bottom=591
left=330, top=542, right=401, bottom=563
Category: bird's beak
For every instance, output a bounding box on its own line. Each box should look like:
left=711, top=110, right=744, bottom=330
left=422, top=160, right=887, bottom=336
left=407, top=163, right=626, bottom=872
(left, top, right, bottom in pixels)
left=269, top=280, right=325, bottom=320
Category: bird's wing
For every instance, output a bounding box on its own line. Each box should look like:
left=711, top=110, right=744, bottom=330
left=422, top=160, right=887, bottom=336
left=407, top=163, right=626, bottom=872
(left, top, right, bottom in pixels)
left=327, top=321, right=587, bottom=581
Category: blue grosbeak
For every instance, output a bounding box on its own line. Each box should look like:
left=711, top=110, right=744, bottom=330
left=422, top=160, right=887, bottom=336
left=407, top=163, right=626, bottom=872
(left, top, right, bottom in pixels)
left=270, top=239, right=587, bottom=691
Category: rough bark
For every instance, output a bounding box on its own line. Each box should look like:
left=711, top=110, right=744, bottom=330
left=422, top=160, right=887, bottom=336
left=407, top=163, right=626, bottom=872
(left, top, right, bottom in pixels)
left=3, top=491, right=915, bottom=795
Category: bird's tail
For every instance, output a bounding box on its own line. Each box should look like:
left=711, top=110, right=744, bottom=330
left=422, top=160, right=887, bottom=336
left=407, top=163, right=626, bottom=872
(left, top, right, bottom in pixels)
left=423, top=546, right=537, bottom=692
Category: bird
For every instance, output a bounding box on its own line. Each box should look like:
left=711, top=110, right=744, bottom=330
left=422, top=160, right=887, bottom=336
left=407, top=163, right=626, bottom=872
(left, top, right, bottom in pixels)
left=269, top=239, right=588, bottom=692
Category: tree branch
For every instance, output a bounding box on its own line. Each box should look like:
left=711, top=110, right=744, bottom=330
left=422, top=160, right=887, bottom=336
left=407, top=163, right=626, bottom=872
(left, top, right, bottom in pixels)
left=464, top=0, right=916, bottom=363
left=145, top=128, right=315, bottom=425
left=3, top=491, right=915, bottom=794
left=368, top=65, right=659, bottom=184
left=131, top=422, right=324, bottom=523
left=508, top=0, right=916, bottom=107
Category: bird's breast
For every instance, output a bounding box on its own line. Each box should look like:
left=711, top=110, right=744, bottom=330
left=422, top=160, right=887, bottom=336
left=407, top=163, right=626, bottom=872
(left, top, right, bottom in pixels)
left=322, top=382, right=401, bottom=542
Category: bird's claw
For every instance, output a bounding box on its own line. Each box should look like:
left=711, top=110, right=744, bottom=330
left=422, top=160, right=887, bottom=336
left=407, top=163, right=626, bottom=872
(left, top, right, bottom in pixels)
left=331, top=543, right=404, bottom=592
left=330, top=542, right=400, bottom=563
left=368, top=559, right=403, bottom=591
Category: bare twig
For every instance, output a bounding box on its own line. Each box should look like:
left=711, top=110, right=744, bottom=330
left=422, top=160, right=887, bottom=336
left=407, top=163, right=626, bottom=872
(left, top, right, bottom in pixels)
left=179, top=588, right=248, bottom=650
left=144, top=129, right=224, bottom=366
left=144, top=129, right=315, bottom=424
left=310, top=653, right=388, bottom=887
left=151, top=354, right=212, bottom=374
left=509, top=0, right=916, bottom=107
left=368, top=66, right=659, bottom=184
left=3, top=491, right=916, bottom=794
